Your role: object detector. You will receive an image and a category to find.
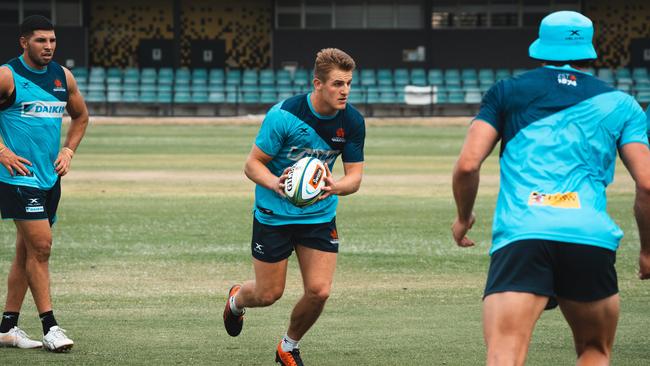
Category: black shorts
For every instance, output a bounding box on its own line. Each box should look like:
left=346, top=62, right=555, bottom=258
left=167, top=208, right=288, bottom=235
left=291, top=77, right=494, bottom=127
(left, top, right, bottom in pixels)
left=0, top=178, right=61, bottom=227
left=485, top=239, right=618, bottom=309
left=251, top=216, right=339, bottom=263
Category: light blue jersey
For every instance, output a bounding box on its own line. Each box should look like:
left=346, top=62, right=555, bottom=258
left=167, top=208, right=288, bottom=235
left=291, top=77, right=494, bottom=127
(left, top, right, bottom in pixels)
left=476, top=65, right=649, bottom=254
left=0, top=56, right=68, bottom=189
left=254, top=93, right=365, bottom=226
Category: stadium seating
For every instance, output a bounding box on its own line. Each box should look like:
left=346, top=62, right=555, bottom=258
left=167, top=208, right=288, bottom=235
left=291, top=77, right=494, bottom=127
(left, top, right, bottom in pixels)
left=73, top=65, right=650, bottom=107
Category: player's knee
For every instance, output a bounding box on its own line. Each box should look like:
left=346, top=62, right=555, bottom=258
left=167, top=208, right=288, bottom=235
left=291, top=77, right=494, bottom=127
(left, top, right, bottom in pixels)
left=27, top=238, right=52, bottom=262
left=257, top=288, right=283, bottom=306
left=305, top=284, right=331, bottom=303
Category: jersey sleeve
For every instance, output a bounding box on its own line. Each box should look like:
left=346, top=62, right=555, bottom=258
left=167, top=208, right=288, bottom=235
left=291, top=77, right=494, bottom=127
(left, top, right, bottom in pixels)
left=474, top=80, right=505, bottom=134
left=342, top=116, right=365, bottom=163
left=255, top=106, right=286, bottom=157
left=619, top=99, right=650, bottom=148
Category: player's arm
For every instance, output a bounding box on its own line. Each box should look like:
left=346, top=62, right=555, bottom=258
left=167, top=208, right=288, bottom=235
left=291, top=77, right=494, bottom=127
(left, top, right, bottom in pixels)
left=320, top=161, right=363, bottom=199
left=244, top=145, right=289, bottom=196
left=619, top=142, right=650, bottom=279
left=451, top=120, right=500, bottom=247
left=55, top=67, right=89, bottom=176
left=0, top=66, right=32, bottom=176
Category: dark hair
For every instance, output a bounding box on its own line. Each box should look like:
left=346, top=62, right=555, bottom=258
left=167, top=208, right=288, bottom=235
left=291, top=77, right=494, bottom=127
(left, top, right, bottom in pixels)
left=539, top=59, right=593, bottom=69
left=20, top=15, right=54, bottom=37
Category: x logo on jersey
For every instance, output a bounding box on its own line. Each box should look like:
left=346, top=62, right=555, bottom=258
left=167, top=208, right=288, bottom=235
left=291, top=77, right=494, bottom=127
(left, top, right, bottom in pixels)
left=569, top=30, right=580, bottom=36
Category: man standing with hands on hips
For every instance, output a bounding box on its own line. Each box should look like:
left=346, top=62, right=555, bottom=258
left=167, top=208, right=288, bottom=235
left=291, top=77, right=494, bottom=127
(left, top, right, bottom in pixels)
left=0, top=15, right=89, bottom=352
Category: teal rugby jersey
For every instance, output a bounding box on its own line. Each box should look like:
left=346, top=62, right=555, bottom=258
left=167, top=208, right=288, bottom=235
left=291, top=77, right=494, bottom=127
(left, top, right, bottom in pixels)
left=254, top=93, right=365, bottom=225
left=476, top=65, right=649, bottom=254
left=0, top=55, right=68, bottom=189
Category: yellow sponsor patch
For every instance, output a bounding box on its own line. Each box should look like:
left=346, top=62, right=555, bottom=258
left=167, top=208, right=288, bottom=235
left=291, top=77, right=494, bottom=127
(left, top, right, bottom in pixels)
left=528, top=191, right=581, bottom=209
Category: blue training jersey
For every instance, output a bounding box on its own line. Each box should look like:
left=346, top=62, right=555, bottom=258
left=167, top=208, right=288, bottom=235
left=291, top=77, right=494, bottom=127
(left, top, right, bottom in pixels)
left=0, top=56, right=68, bottom=189
left=476, top=65, right=649, bottom=255
left=253, top=93, right=365, bottom=226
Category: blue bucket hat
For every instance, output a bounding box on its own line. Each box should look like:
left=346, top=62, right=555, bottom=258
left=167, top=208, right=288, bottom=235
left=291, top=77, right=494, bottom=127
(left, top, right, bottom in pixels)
left=529, top=11, right=597, bottom=61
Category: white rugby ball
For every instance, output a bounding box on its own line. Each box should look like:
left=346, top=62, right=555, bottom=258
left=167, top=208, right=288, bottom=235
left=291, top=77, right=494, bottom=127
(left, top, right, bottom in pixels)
left=284, top=157, right=327, bottom=207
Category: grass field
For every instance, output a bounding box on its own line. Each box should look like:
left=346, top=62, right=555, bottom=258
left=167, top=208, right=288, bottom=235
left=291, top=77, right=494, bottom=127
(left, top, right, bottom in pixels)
left=1, top=121, right=649, bottom=365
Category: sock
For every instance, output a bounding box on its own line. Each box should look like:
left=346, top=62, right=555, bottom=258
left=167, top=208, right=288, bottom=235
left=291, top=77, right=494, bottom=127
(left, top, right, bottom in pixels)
left=229, top=295, right=244, bottom=316
left=0, top=312, right=19, bottom=333
left=281, top=333, right=300, bottom=352
left=39, top=311, right=58, bottom=335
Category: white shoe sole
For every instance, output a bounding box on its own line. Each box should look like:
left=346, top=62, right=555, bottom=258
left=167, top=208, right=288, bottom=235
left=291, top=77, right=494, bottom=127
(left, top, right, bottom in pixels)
left=45, top=343, right=73, bottom=353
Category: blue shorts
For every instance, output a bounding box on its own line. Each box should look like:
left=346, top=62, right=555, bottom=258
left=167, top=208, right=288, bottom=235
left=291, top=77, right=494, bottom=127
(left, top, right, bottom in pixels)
left=484, top=239, right=618, bottom=309
left=251, top=216, right=339, bottom=263
left=0, top=178, right=61, bottom=226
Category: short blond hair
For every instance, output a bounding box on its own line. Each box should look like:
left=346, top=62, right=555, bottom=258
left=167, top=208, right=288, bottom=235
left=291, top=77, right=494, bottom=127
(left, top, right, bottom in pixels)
left=313, top=48, right=356, bottom=82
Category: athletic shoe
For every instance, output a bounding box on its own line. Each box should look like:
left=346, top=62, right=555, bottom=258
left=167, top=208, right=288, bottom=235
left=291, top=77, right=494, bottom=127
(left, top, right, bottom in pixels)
left=275, top=341, right=304, bottom=366
left=0, top=326, right=42, bottom=349
left=42, top=326, right=73, bottom=353
left=223, top=284, right=244, bottom=337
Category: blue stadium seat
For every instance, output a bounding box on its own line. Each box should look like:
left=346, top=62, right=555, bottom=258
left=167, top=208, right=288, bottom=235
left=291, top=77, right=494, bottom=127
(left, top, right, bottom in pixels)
left=86, top=91, right=106, bottom=103
left=174, top=92, right=191, bottom=103
left=208, top=92, right=225, bottom=103
left=276, top=70, right=292, bottom=86
left=192, top=92, right=209, bottom=103
left=157, top=92, right=172, bottom=103
left=139, top=91, right=156, bottom=103
left=465, top=91, right=482, bottom=104
left=377, top=69, right=393, bottom=86
left=448, top=91, right=465, bottom=103
left=226, top=70, right=241, bottom=86
left=209, top=69, right=225, bottom=86
left=259, top=69, right=275, bottom=86
left=428, top=69, right=444, bottom=86
left=260, top=91, right=277, bottom=103
left=242, top=70, right=258, bottom=86
left=360, top=69, right=376, bottom=86
left=107, top=91, right=122, bottom=103
left=495, top=69, right=511, bottom=80
left=294, top=69, right=309, bottom=87
left=122, top=91, right=138, bottom=102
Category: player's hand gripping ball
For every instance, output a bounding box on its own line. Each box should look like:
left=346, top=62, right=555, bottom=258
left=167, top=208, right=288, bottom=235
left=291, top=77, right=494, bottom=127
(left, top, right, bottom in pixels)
left=284, top=157, right=326, bottom=207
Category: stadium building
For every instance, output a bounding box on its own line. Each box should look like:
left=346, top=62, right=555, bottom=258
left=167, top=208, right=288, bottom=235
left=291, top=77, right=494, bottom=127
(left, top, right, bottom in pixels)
left=0, top=0, right=648, bottom=116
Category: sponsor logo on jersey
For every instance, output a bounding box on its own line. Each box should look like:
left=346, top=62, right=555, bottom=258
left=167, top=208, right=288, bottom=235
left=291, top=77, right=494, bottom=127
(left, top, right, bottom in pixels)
left=557, top=73, right=577, bottom=87
left=331, top=128, right=346, bottom=143
left=287, top=147, right=340, bottom=166
left=53, top=79, right=66, bottom=92
left=528, top=191, right=581, bottom=209
left=25, top=206, right=45, bottom=213
left=21, top=101, right=67, bottom=118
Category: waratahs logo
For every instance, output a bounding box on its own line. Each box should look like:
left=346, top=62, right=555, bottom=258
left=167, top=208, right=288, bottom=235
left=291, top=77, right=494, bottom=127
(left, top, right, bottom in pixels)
left=21, top=101, right=67, bottom=117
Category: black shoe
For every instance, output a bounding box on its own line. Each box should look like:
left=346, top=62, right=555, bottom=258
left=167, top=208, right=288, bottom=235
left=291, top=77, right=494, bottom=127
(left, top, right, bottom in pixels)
left=275, top=341, right=304, bottom=366
left=223, top=284, right=244, bottom=337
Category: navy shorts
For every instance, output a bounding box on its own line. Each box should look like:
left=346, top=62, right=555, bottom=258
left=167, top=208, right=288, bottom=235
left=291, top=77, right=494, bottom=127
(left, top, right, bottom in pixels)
left=0, top=178, right=61, bottom=226
left=485, top=239, right=618, bottom=309
left=251, top=216, right=339, bottom=263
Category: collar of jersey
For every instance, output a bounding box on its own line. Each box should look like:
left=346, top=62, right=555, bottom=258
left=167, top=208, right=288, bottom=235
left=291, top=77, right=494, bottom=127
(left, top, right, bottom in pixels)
left=19, top=55, right=48, bottom=74
left=543, top=65, right=592, bottom=75
left=306, top=93, right=338, bottom=120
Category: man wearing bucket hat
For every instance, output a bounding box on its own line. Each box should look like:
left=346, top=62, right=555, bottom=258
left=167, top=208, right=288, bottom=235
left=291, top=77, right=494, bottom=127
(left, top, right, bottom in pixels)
left=452, top=10, right=650, bottom=365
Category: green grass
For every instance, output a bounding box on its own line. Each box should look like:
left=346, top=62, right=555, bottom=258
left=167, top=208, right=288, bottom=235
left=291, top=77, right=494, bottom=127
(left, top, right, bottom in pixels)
left=1, top=123, right=649, bottom=365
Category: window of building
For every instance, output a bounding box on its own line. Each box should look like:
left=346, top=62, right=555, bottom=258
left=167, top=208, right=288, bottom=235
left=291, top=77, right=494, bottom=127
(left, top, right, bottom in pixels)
left=432, top=0, right=581, bottom=29
left=276, top=0, right=424, bottom=30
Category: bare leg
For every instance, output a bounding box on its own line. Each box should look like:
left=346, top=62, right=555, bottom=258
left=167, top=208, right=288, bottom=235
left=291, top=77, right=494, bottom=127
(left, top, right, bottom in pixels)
left=483, top=292, right=548, bottom=366
left=286, top=246, right=337, bottom=341
left=235, top=258, right=288, bottom=308
left=14, top=220, right=53, bottom=314
left=558, top=295, right=619, bottom=366
left=4, top=231, right=29, bottom=312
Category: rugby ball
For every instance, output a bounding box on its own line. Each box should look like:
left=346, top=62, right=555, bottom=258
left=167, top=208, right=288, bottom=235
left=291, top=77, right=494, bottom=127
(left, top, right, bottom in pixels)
left=284, top=157, right=327, bottom=207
